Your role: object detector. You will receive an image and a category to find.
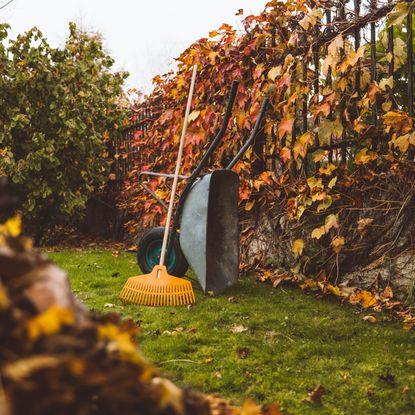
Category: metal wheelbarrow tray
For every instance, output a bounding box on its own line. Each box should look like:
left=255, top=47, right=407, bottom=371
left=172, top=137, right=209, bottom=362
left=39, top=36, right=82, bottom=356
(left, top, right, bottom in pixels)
left=136, top=81, right=268, bottom=294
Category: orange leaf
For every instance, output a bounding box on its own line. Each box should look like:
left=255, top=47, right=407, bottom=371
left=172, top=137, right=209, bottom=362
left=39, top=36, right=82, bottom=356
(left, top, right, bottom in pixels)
left=280, top=147, right=291, bottom=162
left=277, top=116, right=295, bottom=139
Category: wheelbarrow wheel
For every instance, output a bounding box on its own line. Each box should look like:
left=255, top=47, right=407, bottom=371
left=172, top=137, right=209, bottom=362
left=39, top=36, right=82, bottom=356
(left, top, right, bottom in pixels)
left=137, top=227, right=189, bottom=277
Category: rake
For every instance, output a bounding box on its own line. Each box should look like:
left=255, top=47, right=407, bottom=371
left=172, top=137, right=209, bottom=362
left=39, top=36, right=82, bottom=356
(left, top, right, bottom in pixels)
left=119, top=65, right=197, bottom=306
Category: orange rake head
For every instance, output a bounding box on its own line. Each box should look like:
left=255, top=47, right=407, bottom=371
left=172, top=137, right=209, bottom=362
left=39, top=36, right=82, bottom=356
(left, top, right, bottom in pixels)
left=119, top=265, right=195, bottom=306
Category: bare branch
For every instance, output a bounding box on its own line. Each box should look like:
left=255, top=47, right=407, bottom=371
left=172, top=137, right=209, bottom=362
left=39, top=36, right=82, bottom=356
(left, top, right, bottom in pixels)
left=0, top=0, right=14, bottom=11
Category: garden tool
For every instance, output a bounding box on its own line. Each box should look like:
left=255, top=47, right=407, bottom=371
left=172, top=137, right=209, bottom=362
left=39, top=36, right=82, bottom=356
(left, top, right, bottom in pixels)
left=135, top=79, right=269, bottom=294
left=119, top=65, right=198, bottom=306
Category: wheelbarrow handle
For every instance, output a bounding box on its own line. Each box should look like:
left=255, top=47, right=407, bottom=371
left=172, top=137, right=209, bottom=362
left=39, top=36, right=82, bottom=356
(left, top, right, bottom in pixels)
left=137, top=171, right=190, bottom=210
left=165, top=80, right=239, bottom=264
left=188, top=79, right=239, bottom=181
left=226, top=98, right=269, bottom=170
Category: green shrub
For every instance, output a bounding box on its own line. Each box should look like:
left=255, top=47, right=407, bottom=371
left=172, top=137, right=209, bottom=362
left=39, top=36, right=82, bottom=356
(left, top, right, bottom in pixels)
left=0, top=23, right=128, bottom=237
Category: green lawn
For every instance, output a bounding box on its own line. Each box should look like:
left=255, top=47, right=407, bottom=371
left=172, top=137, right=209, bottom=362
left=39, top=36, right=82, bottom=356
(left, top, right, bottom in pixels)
left=49, top=249, right=415, bottom=415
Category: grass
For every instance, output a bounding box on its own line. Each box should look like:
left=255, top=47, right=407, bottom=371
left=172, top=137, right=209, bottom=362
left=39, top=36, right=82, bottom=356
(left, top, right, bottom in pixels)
left=49, top=249, right=415, bottom=415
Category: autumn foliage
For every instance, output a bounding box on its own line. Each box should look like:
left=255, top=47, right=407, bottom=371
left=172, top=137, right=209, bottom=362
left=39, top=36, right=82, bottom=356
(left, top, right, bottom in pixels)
left=119, top=1, right=415, bottom=294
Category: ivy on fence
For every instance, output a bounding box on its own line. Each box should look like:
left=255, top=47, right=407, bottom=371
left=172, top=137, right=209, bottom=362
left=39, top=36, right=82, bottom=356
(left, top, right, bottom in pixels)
left=117, top=0, right=415, bottom=286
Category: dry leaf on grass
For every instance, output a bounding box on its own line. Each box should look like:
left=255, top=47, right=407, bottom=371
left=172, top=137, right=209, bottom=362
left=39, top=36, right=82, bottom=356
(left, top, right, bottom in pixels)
left=303, top=385, right=326, bottom=404
left=230, top=324, right=248, bottom=334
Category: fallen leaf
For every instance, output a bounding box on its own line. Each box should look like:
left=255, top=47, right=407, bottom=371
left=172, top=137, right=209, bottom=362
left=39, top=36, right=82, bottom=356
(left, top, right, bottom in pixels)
left=27, top=306, right=75, bottom=340
left=363, top=315, right=377, bottom=323
left=383, top=287, right=393, bottom=299
left=230, top=324, right=248, bottom=334
left=3, top=356, right=61, bottom=381
left=236, top=347, right=250, bottom=359
left=327, top=284, right=342, bottom=297
left=379, top=370, right=396, bottom=386
left=240, top=399, right=262, bottom=415
left=304, top=384, right=326, bottom=404
left=357, top=218, right=374, bottom=231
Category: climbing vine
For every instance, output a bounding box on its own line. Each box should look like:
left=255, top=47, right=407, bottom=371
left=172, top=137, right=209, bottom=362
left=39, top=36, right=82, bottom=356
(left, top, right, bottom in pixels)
left=120, top=0, right=415, bottom=299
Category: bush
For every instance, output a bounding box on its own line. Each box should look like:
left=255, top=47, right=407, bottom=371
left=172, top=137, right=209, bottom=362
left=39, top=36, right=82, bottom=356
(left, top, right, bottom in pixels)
left=0, top=23, right=128, bottom=238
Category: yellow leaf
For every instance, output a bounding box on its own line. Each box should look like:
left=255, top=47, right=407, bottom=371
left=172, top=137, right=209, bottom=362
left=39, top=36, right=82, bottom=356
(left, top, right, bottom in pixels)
left=317, top=195, right=333, bottom=212
left=318, top=118, right=343, bottom=145
left=363, top=315, right=377, bottom=323
left=307, top=177, right=324, bottom=191
left=3, top=356, right=60, bottom=381
left=208, top=51, right=218, bottom=65
left=297, top=204, right=306, bottom=219
left=328, top=177, right=337, bottom=189
left=379, top=76, right=394, bottom=91
left=152, top=377, right=184, bottom=414
left=188, top=110, right=201, bottom=123
left=327, top=284, right=342, bottom=297
left=311, top=226, right=326, bottom=239
left=393, top=132, right=415, bottom=153
left=27, top=305, right=74, bottom=340
left=293, top=132, right=314, bottom=159
left=325, top=214, right=339, bottom=231
left=331, top=236, right=345, bottom=253
left=338, top=45, right=366, bottom=73
left=292, top=239, right=304, bottom=258
left=328, top=34, right=344, bottom=57
left=155, top=189, right=169, bottom=200
left=0, top=214, right=22, bottom=238
left=312, top=149, right=326, bottom=163
left=240, top=399, right=262, bottom=415
left=354, top=148, right=377, bottom=165
left=0, top=284, right=10, bottom=309
left=383, top=111, right=413, bottom=134
left=382, top=101, right=393, bottom=112
left=360, top=291, right=377, bottom=308
left=319, top=163, right=337, bottom=176
left=268, top=66, right=281, bottom=81
left=387, top=2, right=411, bottom=28
left=245, top=200, right=255, bottom=211
left=300, top=279, right=318, bottom=290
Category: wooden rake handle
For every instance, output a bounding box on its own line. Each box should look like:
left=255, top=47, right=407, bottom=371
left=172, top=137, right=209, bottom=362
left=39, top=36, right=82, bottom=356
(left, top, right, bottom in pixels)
left=158, top=65, right=198, bottom=269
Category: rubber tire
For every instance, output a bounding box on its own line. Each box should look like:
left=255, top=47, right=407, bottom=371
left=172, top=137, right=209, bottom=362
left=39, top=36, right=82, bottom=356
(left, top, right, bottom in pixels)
left=137, top=227, right=189, bottom=277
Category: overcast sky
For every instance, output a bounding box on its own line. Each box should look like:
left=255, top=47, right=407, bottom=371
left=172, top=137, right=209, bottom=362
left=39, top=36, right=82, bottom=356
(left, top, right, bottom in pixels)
left=1, top=0, right=264, bottom=92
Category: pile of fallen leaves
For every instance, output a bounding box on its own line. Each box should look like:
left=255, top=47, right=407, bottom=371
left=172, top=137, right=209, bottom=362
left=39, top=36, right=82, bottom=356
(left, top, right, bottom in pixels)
left=257, top=267, right=415, bottom=331
left=0, top=212, right=281, bottom=415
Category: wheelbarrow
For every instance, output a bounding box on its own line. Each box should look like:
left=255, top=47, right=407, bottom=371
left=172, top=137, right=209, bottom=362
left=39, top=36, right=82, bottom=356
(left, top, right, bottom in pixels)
left=136, top=81, right=268, bottom=294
